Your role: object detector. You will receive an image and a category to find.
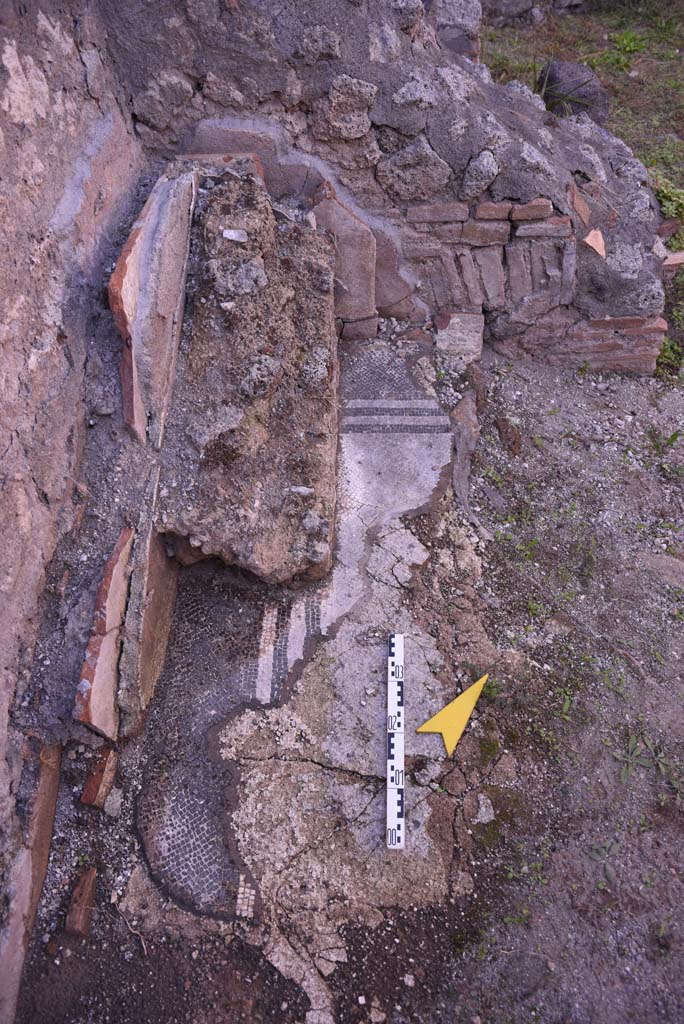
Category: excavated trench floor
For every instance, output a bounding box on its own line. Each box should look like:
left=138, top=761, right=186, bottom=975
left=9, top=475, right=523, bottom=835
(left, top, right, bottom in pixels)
left=137, top=336, right=453, bottom=925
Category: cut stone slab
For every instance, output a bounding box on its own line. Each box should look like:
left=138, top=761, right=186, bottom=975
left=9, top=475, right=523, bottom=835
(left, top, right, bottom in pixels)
left=74, top=526, right=134, bottom=741
left=118, top=473, right=178, bottom=737
left=109, top=167, right=198, bottom=447
left=434, top=311, right=485, bottom=368
left=158, top=168, right=338, bottom=584
left=80, top=749, right=118, bottom=810
left=313, top=185, right=376, bottom=322
left=66, top=867, right=98, bottom=938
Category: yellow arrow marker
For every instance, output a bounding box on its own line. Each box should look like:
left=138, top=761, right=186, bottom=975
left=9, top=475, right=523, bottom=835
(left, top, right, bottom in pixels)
left=416, top=675, right=488, bottom=756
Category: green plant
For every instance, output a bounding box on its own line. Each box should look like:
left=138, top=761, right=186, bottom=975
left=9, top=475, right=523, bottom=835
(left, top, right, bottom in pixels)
left=650, top=170, right=684, bottom=221
left=517, top=538, right=540, bottom=562
left=588, top=839, right=620, bottom=886
left=646, top=426, right=681, bottom=459
left=656, top=335, right=684, bottom=379
left=483, top=676, right=503, bottom=701
left=610, top=29, right=648, bottom=55
left=613, top=735, right=654, bottom=783
left=603, top=667, right=628, bottom=698
left=554, top=687, right=573, bottom=722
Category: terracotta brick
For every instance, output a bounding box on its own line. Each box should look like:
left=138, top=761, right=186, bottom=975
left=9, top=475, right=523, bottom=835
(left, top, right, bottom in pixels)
left=74, top=527, right=134, bottom=741
left=81, top=749, right=118, bottom=809
left=475, top=201, right=512, bottom=220
left=461, top=220, right=510, bottom=246
left=587, top=316, right=665, bottom=331
left=510, top=198, right=554, bottom=221
left=515, top=216, right=572, bottom=239
left=406, top=202, right=469, bottom=223
left=66, top=867, right=98, bottom=938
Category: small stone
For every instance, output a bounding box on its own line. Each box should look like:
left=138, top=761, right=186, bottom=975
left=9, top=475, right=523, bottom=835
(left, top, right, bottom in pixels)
left=222, top=228, right=248, bottom=242
left=461, top=149, right=500, bottom=200
left=403, top=973, right=415, bottom=987
left=103, top=787, right=123, bottom=818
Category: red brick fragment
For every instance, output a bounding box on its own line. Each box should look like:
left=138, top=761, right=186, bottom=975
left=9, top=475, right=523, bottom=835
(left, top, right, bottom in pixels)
left=81, top=749, right=119, bottom=810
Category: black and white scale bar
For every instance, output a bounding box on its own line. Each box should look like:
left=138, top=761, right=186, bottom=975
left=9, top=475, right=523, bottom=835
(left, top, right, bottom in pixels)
left=386, top=633, right=405, bottom=850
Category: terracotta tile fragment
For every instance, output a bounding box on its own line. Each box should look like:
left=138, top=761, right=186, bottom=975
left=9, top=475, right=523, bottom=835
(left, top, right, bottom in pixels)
left=582, top=229, right=606, bottom=257
left=73, top=527, right=134, bottom=741
left=66, top=867, right=98, bottom=938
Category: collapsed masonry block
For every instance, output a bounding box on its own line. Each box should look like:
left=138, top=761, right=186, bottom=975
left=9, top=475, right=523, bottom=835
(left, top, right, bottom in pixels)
left=66, top=867, right=98, bottom=938
left=158, top=168, right=338, bottom=584
left=109, top=169, right=197, bottom=447
left=74, top=527, right=134, bottom=741
left=313, top=186, right=376, bottom=323
left=81, top=749, right=118, bottom=810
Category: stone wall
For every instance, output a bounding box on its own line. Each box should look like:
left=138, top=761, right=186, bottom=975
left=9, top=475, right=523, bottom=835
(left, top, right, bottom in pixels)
left=0, top=6, right=143, bottom=1019
left=98, top=0, right=666, bottom=370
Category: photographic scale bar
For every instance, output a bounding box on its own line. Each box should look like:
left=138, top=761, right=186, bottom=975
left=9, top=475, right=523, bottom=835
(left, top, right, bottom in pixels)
left=386, top=633, right=405, bottom=850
